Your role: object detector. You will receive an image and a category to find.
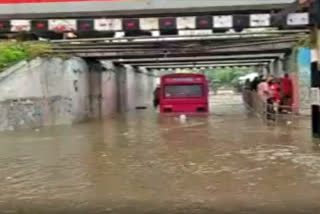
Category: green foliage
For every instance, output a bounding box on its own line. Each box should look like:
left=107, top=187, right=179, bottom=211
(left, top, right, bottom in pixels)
left=177, top=67, right=254, bottom=90
left=0, top=41, right=51, bottom=72
left=24, top=42, right=52, bottom=58
left=204, top=67, right=254, bottom=87
left=297, top=36, right=311, bottom=48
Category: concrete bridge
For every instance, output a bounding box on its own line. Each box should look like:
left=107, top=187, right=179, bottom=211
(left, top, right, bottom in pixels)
left=0, top=0, right=310, bottom=40
left=0, top=0, right=296, bottom=19
left=0, top=0, right=319, bottom=137
left=51, top=29, right=307, bottom=77
left=2, top=2, right=320, bottom=213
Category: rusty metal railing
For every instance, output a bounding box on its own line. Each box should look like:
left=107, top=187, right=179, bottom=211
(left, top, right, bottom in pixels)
left=243, top=89, right=295, bottom=125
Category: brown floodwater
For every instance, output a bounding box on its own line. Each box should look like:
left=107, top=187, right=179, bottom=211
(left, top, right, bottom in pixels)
left=0, top=94, right=320, bottom=214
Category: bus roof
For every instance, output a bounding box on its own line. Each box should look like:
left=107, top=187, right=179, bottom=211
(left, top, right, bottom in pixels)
left=161, top=73, right=205, bottom=79
left=161, top=73, right=207, bottom=84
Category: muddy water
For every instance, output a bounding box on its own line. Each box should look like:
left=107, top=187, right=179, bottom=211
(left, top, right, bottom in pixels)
left=0, top=94, right=320, bottom=214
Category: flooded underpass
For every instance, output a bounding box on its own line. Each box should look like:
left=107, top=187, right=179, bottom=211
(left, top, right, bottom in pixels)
left=0, top=93, right=320, bottom=214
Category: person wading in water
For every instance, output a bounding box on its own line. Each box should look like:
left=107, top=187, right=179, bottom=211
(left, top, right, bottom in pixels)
left=153, top=85, right=160, bottom=109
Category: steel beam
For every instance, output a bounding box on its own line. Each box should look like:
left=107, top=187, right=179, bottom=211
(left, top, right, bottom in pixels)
left=142, top=62, right=268, bottom=69
left=72, top=42, right=294, bottom=58
left=51, top=30, right=308, bottom=44
left=112, top=53, right=285, bottom=64
left=128, top=59, right=273, bottom=67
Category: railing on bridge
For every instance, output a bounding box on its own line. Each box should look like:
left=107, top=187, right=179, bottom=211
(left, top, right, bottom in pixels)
left=242, top=89, right=295, bottom=125
left=0, top=12, right=310, bottom=36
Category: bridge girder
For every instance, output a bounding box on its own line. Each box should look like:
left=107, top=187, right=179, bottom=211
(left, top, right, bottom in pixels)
left=128, top=59, right=273, bottom=67
left=142, top=62, right=268, bottom=69
left=112, top=53, right=284, bottom=64
left=56, top=39, right=294, bottom=58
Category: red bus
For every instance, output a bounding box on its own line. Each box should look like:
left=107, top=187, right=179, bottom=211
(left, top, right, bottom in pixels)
left=159, top=73, right=209, bottom=113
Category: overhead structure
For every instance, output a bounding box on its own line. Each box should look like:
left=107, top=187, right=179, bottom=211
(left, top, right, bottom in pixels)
left=51, top=31, right=306, bottom=58
left=0, top=0, right=297, bottom=19
left=128, top=59, right=274, bottom=67
left=47, top=0, right=310, bottom=78
left=113, top=54, right=285, bottom=64
left=0, top=0, right=310, bottom=39
left=50, top=28, right=307, bottom=77
left=141, top=63, right=268, bottom=69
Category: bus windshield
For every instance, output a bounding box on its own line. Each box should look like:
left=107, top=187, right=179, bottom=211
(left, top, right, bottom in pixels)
left=164, top=84, right=203, bottom=98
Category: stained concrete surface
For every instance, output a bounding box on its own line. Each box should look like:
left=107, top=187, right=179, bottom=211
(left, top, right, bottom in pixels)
left=0, top=58, right=155, bottom=131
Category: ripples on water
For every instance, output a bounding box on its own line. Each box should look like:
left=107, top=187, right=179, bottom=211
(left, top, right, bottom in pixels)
left=0, top=95, right=320, bottom=214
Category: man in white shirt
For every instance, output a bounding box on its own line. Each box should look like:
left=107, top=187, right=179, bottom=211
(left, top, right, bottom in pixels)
left=258, top=77, right=274, bottom=120
left=258, top=77, right=272, bottom=102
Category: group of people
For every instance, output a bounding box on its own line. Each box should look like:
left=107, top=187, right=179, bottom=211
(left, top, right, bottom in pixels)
left=245, top=73, right=293, bottom=119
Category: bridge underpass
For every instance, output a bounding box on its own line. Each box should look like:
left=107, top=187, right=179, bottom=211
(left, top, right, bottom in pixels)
left=1, top=29, right=320, bottom=214
left=50, top=29, right=306, bottom=117
left=2, top=1, right=320, bottom=213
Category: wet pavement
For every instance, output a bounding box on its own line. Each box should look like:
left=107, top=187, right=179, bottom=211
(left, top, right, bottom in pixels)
left=0, top=94, right=320, bottom=214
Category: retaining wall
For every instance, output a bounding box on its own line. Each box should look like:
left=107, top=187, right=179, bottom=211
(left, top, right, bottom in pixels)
left=0, top=58, right=156, bottom=131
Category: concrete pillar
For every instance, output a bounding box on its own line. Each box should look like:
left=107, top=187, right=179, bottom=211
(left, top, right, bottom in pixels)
left=269, top=61, right=275, bottom=76
left=114, top=64, right=139, bottom=112
left=273, top=58, right=284, bottom=77
left=59, top=58, right=90, bottom=123
left=124, top=65, right=137, bottom=111
left=272, top=60, right=278, bottom=76
left=147, top=70, right=157, bottom=102
left=115, top=65, right=128, bottom=113
left=101, top=64, right=157, bottom=114
left=101, top=61, right=117, bottom=117
left=88, top=61, right=102, bottom=119
left=262, top=65, right=268, bottom=77
left=135, top=67, right=154, bottom=107
left=88, top=60, right=151, bottom=119
left=278, top=58, right=284, bottom=76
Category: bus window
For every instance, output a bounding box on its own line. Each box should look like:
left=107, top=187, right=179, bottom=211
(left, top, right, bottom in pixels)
left=164, top=84, right=203, bottom=98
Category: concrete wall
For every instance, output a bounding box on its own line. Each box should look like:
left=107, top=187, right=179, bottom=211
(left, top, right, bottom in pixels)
left=88, top=61, right=103, bottom=118
left=283, top=48, right=312, bottom=115
left=114, top=64, right=155, bottom=112
left=135, top=71, right=151, bottom=108
left=101, top=61, right=117, bottom=117
left=125, top=65, right=137, bottom=111
left=297, top=48, right=311, bottom=115
left=0, top=58, right=156, bottom=131
left=0, top=57, right=90, bottom=131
